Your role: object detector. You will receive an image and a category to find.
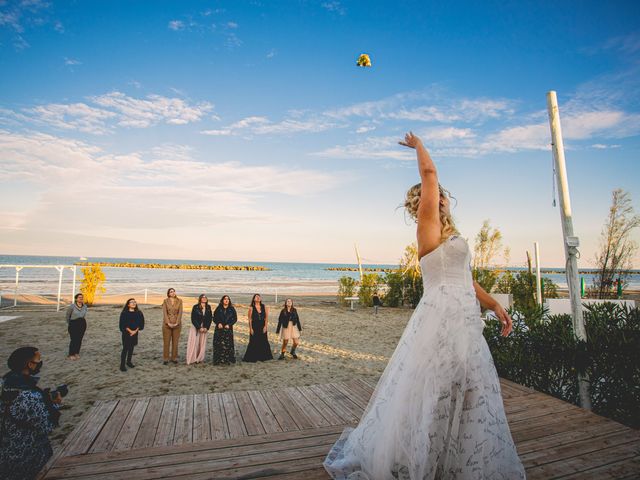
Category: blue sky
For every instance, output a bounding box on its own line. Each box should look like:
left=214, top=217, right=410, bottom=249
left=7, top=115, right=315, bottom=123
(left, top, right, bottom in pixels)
left=1, top=0, right=639, bottom=266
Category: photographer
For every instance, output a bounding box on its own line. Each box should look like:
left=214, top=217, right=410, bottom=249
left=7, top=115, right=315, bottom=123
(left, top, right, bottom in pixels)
left=0, top=347, right=62, bottom=480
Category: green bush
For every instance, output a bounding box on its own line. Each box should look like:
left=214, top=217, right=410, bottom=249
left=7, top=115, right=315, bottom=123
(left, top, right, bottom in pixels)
left=382, top=270, right=423, bottom=308
left=337, top=276, right=357, bottom=306
left=495, top=271, right=558, bottom=317
left=358, top=273, right=382, bottom=306
left=483, top=303, right=640, bottom=428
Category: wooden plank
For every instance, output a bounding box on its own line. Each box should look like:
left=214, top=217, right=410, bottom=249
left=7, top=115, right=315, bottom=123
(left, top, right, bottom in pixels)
left=522, top=429, right=640, bottom=467
left=207, top=392, right=230, bottom=441
left=220, top=391, right=247, bottom=439
left=55, top=425, right=344, bottom=467
left=153, top=395, right=179, bottom=447
left=297, top=385, right=345, bottom=426
left=284, top=386, right=331, bottom=428
left=261, top=389, right=299, bottom=432
left=90, top=398, right=135, bottom=453
left=63, top=400, right=118, bottom=456
left=46, top=427, right=341, bottom=478
left=113, top=397, right=149, bottom=451
left=173, top=395, right=194, bottom=445
left=319, top=383, right=362, bottom=421
left=346, top=379, right=374, bottom=404
left=517, top=419, right=626, bottom=455
left=235, top=390, right=266, bottom=436
left=192, top=393, right=210, bottom=443
left=560, top=456, right=640, bottom=479
left=525, top=439, right=640, bottom=478
left=331, top=382, right=369, bottom=411
left=306, top=384, right=358, bottom=423
left=132, top=396, right=164, bottom=449
left=248, top=390, right=282, bottom=434
left=272, top=388, right=315, bottom=430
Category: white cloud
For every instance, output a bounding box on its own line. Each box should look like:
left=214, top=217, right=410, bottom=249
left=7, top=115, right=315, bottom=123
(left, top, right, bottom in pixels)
left=0, top=130, right=341, bottom=233
left=266, top=49, right=276, bottom=59
left=3, top=92, right=215, bottom=135
left=591, top=143, right=621, bottom=149
left=321, top=1, right=346, bottom=15
left=168, top=20, right=185, bottom=31
left=227, top=21, right=238, bottom=29
left=64, top=57, right=81, bottom=66
left=202, top=115, right=336, bottom=136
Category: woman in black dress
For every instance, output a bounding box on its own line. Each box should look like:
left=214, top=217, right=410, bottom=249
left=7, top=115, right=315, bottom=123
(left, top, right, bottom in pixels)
left=242, top=294, right=273, bottom=362
left=119, top=298, right=144, bottom=372
left=213, top=295, right=237, bottom=365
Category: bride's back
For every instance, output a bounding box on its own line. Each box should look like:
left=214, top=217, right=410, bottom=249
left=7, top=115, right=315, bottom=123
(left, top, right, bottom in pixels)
left=420, top=235, right=473, bottom=292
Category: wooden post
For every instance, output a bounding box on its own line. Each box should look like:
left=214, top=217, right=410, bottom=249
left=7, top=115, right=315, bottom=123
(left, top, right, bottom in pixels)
left=534, top=242, right=542, bottom=305
left=547, top=90, right=591, bottom=410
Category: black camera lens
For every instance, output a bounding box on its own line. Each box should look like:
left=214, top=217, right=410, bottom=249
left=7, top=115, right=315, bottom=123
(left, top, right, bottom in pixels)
left=52, top=384, right=69, bottom=398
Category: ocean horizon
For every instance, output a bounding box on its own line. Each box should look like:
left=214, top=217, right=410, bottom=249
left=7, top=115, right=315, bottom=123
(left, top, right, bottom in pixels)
left=1, top=254, right=639, bottom=296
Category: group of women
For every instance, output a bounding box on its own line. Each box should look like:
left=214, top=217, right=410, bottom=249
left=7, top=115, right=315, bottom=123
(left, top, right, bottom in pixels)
left=64, top=290, right=303, bottom=371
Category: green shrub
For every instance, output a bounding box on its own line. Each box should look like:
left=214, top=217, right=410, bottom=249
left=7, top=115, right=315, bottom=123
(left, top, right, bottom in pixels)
left=358, top=273, right=382, bottom=306
left=483, top=303, right=640, bottom=428
left=337, top=276, right=357, bottom=306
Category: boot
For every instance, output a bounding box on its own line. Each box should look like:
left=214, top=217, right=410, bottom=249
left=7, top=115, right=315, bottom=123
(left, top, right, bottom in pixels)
left=290, top=347, right=298, bottom=359
left=278, top=351, right=285, bottom=360
left=120, top=362, right=127, bottom=372
left=127, top=352, right=135, bottom=368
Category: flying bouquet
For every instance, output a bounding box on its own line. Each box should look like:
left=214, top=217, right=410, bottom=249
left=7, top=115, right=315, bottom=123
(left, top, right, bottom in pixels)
left=356, top=53, right=372, bottom=67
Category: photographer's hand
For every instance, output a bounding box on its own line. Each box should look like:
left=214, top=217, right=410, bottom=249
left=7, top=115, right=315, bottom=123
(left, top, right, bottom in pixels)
left=51, top=392, right=63, bottom=405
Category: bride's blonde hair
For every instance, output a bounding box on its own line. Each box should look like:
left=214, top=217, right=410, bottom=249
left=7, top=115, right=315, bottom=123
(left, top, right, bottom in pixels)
left=404, top=183, right=458, bottom=242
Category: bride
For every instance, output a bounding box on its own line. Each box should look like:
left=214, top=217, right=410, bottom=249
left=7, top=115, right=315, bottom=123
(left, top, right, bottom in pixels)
left=323, top=132, right=526, bottom=479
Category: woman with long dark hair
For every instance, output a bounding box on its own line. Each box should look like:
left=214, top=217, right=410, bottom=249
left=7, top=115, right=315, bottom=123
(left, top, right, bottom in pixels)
left=187, top=294, right=212, bottom=365
left=212, top=295, right=237, bottom=365
left=276, top=298, right=302, bottom=360
left=324, top=132, right=525, bottom=479
left=65, top=293, right=87, bottom=360
left=119, top=298, right=144, bottom=372
left=242, top=294, right=273, bottom=362
left=161, top=288, right=183, bottom=365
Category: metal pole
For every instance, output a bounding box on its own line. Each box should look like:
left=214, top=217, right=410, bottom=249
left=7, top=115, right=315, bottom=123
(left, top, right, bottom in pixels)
left=144, top=288, right=148, bottom=304
left=534, top=242, right=542, bottom=305
left=72, top=266, right=77, bottom=299
left=275, top=289, right=278, bottom=305
left=14, top=267, right=22, bottom=307
left=547, top=90, right=591, bottom=410
left=56, top=266, right=64, bottom=312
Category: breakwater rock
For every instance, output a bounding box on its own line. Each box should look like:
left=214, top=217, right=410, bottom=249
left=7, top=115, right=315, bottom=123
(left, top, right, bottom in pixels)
left=75, top=262, right=270, bottom=271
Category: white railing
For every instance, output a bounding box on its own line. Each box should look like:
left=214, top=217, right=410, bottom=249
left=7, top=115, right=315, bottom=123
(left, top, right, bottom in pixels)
left=0, top=265, right=77, bottom=312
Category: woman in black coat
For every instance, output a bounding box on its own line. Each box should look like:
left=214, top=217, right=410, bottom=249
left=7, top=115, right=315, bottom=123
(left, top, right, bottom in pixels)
left=212, top=295, right=237, bottom=365
left=276, top=298, right=302, bottom=359
left=119, top=298, right=145, bottom=372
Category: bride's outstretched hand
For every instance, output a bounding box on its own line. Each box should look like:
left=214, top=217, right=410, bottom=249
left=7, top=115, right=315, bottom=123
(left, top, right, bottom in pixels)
left=399, top=131, right=423, bottom=149
left=494, top=304, right=513, bottom=337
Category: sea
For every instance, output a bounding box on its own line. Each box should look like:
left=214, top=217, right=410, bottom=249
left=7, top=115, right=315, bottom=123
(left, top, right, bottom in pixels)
left=1, top=254, right=639, bottom=298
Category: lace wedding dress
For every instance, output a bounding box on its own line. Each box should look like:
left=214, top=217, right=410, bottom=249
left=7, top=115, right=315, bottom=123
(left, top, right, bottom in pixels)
left=324, top=236, right=526, bottom=479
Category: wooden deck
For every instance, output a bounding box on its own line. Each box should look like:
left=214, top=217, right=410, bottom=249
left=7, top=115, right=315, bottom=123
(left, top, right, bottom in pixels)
left=41, top=378, right=640, bottom=479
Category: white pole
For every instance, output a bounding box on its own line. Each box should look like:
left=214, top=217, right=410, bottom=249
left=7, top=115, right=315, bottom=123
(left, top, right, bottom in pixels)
left=534, top=242, right=542, bottom=305
left=144, top=288, right=148, bottom=304
left=354, top=243, right=364, bottom=281
left=275, top=288, right=278, bottom=305
left=547, top=90, right=591, bottom=410
left=56, top=266, right=64, bottom=312
left=14, top=267, right=22, bottom=307
left=72, top=266, right=77, bottom=299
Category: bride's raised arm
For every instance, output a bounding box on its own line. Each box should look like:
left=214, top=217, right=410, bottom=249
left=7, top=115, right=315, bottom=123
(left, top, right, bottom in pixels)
left=399, top=132, right=441, bottom=257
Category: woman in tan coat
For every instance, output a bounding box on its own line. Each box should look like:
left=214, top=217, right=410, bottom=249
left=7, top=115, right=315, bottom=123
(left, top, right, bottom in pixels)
left=162, top=288, right=183, bottom=365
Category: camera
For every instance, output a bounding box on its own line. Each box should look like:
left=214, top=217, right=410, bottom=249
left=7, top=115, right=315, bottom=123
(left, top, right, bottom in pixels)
left=50, top=384, right=69, bottom=399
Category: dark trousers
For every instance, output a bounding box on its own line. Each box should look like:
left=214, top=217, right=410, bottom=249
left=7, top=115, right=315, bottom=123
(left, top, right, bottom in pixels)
left=68, top=318, right=87, bottom=356
left=121, top=332, right=137, bottom=366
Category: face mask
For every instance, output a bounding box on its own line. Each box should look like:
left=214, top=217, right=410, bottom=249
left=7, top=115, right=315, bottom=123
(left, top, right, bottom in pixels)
left=30, top=360, right=43, bottom=375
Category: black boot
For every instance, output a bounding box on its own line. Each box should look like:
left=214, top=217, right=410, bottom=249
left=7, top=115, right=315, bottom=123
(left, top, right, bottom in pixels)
left=290, top=347, right=298, bottom=359
left=120, top=361, right=127, bottom=372
left=127, top=352, right=135, bottom=368
left=278, top=351, right=285, bottom=360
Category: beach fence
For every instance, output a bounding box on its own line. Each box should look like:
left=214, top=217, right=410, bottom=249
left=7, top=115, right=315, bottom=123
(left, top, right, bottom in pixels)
left=0, top=265, right=77, bottom=312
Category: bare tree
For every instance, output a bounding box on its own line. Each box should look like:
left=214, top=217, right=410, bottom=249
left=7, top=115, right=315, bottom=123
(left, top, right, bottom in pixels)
left=592, top=189, right=640, bottom=299
left=472, top=220, right=509, bottom=293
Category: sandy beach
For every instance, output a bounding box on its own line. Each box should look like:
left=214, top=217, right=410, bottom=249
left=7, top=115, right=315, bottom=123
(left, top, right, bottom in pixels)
left=0, top=296, right=412, bottom=452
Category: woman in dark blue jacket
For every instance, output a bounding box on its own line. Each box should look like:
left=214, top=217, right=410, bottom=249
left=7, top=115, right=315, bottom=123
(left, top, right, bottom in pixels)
left=187, top=294, right=212, bottom=364
left=212, top=295, right=237, bottom=365
left=119, top=298, right=144, bottom=372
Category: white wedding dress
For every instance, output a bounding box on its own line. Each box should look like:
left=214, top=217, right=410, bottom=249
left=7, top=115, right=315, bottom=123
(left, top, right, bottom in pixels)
left=324, top=236, right=526, bottom=479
